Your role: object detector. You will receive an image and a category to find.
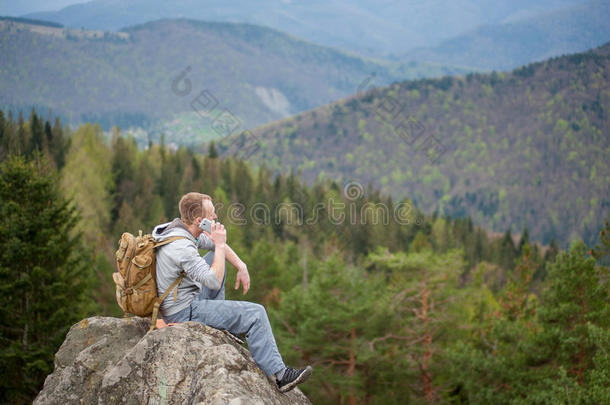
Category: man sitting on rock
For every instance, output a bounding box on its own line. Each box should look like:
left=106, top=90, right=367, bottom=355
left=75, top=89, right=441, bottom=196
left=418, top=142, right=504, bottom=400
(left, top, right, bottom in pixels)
left=152, top=192, right=312, bottom=393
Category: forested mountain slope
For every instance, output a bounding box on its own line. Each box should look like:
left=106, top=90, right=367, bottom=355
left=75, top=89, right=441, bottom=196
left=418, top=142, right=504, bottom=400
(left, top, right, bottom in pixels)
left=219, top=43, right=610, bottom=246
left=0, top=17, right=462, bottom=146
left=2, top=109, right=608, bottom=404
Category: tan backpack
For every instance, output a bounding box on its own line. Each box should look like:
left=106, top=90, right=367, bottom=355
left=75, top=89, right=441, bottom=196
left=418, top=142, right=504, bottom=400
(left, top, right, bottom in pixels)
left=113, top=230, right=187, bottom=331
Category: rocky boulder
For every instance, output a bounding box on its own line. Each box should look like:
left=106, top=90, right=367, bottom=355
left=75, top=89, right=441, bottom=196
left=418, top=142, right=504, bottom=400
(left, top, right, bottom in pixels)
left=34, top=316, right=311, bottom=404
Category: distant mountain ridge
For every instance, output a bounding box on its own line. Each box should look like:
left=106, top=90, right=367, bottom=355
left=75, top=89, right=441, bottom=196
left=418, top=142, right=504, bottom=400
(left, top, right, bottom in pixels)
left=0, top=17, right=464, bottom=146
left=218, top=43, right=610, bottom=246
left=405, top=0, right=610, bottom=70
left=24, top=0, right=587, bottom=59
left=0, top=15, right=63, bottom=28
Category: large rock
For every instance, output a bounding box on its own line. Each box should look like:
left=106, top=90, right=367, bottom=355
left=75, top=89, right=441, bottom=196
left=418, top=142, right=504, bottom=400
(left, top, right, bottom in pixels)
left=35, top=316, right=311, bottom=405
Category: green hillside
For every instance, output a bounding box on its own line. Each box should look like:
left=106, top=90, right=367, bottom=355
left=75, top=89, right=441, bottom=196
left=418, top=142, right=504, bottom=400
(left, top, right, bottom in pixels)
left=0, top=17, right=464, bottom=147
left=218, top=44, right=610, bottom=246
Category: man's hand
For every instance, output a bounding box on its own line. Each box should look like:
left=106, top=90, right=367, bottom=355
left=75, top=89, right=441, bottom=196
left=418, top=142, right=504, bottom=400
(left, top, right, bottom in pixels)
left=235, top=261, right=250, bottom=295
left=208, top=222, right=226, bottom=247
left=203, top=222, right=226, bottom=284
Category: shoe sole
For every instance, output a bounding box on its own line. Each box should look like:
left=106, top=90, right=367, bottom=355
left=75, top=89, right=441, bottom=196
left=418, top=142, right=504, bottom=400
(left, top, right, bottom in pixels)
left=279, top=366, right=313, bottom=393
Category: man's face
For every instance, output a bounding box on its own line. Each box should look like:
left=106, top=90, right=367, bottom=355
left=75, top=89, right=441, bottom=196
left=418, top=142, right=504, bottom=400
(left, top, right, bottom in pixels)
left=203, top=199, right=217, bottom=221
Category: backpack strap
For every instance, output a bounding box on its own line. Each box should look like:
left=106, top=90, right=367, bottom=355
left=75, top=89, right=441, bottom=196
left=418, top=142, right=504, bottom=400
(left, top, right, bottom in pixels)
left=153, top=235, right=188, bottom=248
left=150, top=271, right=186, bottom=332
left=124, top=273, right=152, bottom=296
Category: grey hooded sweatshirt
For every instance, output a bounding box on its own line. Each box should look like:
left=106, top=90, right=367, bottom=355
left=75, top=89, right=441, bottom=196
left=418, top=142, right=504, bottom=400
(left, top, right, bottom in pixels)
left=152, top=218, right=218, bottom=317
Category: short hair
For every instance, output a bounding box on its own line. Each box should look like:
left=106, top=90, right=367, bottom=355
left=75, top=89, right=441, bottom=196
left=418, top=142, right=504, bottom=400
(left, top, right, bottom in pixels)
left=179, top=192, right=212, bottom=225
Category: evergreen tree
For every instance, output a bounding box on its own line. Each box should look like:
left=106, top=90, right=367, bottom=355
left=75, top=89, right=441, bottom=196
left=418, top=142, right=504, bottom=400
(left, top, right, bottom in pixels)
left=273, top=255, right=390, bottom=404
left=544, top=238, right=560, bottom=263
left=208, top=141, right=218, bottom=158
left=409, top=231, right=431, bottom=253
left=450, top=241, right=610, bottom=404
left=43, top=121, right=53, bottom=165
left=534, top=241, right=610, bottom=402
left=28, top=110, right=44, bottom=156
left=16, top=111, right=26, bottom=156
left=499, top=229, right=517, bottom=270
left=431, top=217, right=449, bottom=252
left=2, top=112, right=13, bottom=158
left=591, top=218, right=609, bottom=264
left=50, top=117, right=67, bottom=170
left=233, top=160, right=253, bottom=206
left=0, top=156, right=97, bottom=403
left=110, top=133, right=136, bottom=225
left=158, top=150, right=183, bottom=219
left=518, top=227, right=530, bottom=255
left=201, top=155, right=221, bottom=195
left=60, top=124, right=113, bottom=245
left=368, top=248, right=467, bottom=403
left=0, top=110, right=5, bottom=153
left=448, top=245, right=541, bottom=404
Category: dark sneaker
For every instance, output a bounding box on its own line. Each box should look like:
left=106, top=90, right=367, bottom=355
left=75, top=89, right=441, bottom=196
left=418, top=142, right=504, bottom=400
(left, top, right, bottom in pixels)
left=277, top=366, right=313, bottom=393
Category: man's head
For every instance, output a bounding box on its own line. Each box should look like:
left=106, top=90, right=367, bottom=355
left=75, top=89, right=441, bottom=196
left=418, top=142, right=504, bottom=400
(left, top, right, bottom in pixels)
left=179, top=192, right=217, bottom=229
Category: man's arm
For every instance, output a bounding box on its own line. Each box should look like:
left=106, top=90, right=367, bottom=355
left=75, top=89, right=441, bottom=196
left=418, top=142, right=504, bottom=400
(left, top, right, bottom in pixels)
left=200, top=233, right=242, bottom=272
left=224, top=244, right=250, bottom=295
left=224, top=244, right=244, bottom=270
left=207, top=223, right=227, bottom=285
left=210, top=243, right=226, bottom=284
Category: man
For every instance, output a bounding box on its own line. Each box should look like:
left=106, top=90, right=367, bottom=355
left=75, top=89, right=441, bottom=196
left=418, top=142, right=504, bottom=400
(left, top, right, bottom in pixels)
left=152, top=192, right=312, bottom=393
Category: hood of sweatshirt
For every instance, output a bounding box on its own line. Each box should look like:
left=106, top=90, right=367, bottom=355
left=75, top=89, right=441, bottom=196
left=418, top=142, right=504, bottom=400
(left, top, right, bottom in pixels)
left=152, top=218, right=198, bottom=244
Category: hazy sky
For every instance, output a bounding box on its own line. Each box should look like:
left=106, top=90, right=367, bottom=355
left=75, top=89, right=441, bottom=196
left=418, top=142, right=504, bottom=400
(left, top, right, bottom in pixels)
left=0, top=0, right=89, bottom=16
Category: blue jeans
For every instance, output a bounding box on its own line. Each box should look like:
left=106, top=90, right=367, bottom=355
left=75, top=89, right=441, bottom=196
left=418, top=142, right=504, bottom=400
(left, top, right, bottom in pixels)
left=163, top=251, right=286, bottom=377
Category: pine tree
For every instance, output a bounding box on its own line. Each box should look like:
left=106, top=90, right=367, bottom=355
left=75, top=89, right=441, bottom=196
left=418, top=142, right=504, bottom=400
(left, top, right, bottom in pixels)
left=43, top=120, right=53, bottom=165
left=158, top=150, right=183, bottom=220
left=202, top=155, right=221, bottom=195
left=448, top=244, right=541, bottom=404
left=233, top=160, right=253, bottom=206
left=534, top=241, right=610, bottom=402
left=0, top=156, right=97, bottom=403
left=544, top=238, right=559, bottom=263
left=28, top=110, right=44, bottom=156
left=409, top=231, right=431, bottom=253
left=591, top=218, right=609, bottom=264
left=50, top=117, right=67, bottom=170
left=273, top=255, right=390, bottom=404
left=499, top=229, right=517, bottom=270
left=431, top=217, right=449, bottom=252
left=208, top=141, right=218, bottom=158
left=450, top=241, right=610, bottom=404
left=0, top=110, right=6, bottom=161
left=110, top=133, right=136, bottom=225
left=1, top=111, right=17, bottom=159
left=0, top=110, right=5, bottom=148
left=518, top=227, right=530, bottom=255
left=368, top=248, right=467, bottom=403
left=16, top=111, right=26, bottom=156
left=60, top=124, right=113, bottom=245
